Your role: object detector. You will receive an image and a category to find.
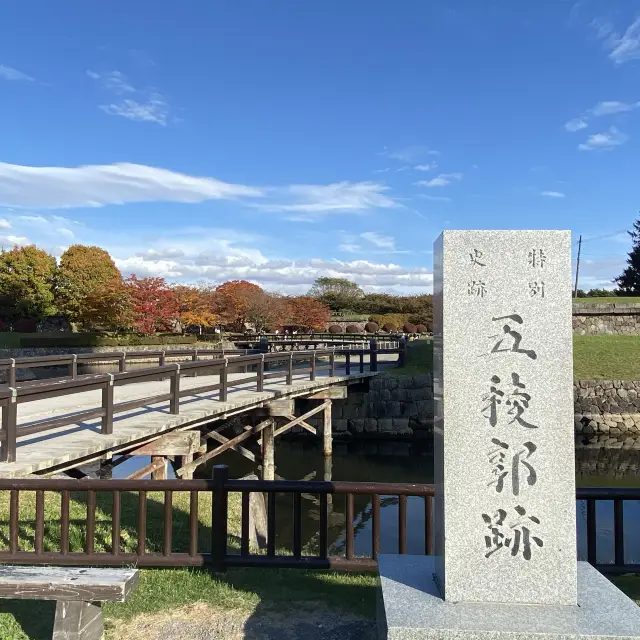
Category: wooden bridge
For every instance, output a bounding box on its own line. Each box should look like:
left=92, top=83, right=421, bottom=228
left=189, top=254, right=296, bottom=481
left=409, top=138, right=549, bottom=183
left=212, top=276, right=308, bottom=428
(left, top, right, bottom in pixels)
left=0, top=342, right=403, bottom=479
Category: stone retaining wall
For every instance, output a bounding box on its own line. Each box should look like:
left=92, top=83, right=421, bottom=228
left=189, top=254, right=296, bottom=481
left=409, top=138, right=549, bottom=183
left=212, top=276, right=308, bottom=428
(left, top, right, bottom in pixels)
left=573, top=302, right=640, bottom=335
left=574, top=380, right=640, bottom=435
left=302, top=374, right=433, bottom=439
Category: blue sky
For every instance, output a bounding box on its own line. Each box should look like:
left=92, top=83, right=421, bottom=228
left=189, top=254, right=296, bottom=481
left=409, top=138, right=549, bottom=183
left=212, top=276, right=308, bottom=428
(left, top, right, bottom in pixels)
left=1, top=0, right=640, bottom=293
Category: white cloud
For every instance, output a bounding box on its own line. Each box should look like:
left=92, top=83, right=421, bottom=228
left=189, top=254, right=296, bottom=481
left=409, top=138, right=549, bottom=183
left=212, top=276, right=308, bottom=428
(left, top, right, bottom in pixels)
left=565, top=118, right=588, bottom=132
left=578, top=126, right=628, bottom=151
left=261, top=182, right=400, bottom=218
left=591, top=100, right=640, bottom=116
left=88, top=70, right=171, bottom=125
left=379, top=146, right=439, bottom=163
left=540, top=191, right=566, bottom=198
left=0, top=234, right=29, bottom=246
left=606, top=17, right=640, bottom=64
left=360, top=231, right=396, bottom=250
left=414, top=172, right=463, bottom=188
left=0, top=64, right=34, bottom=82
left=0, top=162, right=263, bottom=209
left=414, top=162, right=438, bottom=172
left=0, top=218, right=10, bottom=229
left=339, top=243, right=361, bottom=253
left=100, top=95, right=169, bottom=126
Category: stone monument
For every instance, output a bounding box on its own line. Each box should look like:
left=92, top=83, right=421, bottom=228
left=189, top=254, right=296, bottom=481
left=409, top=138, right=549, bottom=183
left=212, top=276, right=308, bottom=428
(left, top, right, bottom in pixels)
left=378, top=230, right=640, bottom=640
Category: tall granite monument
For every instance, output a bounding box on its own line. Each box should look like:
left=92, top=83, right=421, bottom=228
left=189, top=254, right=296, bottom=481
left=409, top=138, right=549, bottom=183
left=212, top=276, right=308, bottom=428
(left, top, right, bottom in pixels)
left=378, top=230, right=640, bottom=640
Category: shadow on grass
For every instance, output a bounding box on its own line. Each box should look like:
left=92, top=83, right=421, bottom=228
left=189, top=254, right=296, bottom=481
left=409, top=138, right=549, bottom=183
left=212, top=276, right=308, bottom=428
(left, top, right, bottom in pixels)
left=0, top=600, right=55, bottom=640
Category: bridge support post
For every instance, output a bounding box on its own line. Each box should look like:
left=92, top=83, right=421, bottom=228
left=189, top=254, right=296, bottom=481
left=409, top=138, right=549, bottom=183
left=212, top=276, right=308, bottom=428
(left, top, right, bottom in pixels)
left=323, top=400, right=332, bottom=456
left=369, top=338, right=378, bottom=372
left=261, top=419, right=275, bottom=481
left=151, top=455, right=167, bottom=479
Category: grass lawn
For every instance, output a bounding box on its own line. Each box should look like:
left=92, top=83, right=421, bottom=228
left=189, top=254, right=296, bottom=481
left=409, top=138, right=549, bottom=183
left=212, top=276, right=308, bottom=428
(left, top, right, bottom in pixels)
left=0, top=487, right=377, bottom=639
left=390, top=336, right=640, bottom=380
left=573, top=297, right=640, bottom=304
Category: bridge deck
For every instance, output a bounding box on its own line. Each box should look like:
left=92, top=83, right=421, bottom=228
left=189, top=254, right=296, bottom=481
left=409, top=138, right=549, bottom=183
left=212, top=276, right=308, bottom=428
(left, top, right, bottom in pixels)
left=0, top=366, right=378, bottom=477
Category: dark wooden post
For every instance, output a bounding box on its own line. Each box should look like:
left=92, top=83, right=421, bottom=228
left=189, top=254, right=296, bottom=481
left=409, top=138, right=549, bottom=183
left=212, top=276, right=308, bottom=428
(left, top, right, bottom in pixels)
left=219, top=358, right=228, bottom=402
left=398, top=336, right=407, bottom=367
left=170, top=365, right=180, bottom=414
left=261, top=420, right=275, bottom=480
left=7, top=359, right=16, bottom=388
left=310, top=351, right=316, bottom=381
left=101, top=375, right=114, bottom=435
left=159, top=351, right=166, bottom=367
left=345, top=351, right=351, bottom=376
left=257, top=355, right=265, bottom=392
left=211, top=464, right=229, bottom=572
left=118, top=352, right=126, bottom=373
left=68, top=354, right=77, bottom=379
left=370, top=338, right=378, bottom=372
left=329, top=349, right=336, bottom=377
left=151, top=456, right=167, bottom=480
left=323, top=401, right=332, bottom=456
left=1, top=388, right=18, bottom=463
left=359, top=350, right=364, bottom=374
left=287, top=352, right=294, bottom=385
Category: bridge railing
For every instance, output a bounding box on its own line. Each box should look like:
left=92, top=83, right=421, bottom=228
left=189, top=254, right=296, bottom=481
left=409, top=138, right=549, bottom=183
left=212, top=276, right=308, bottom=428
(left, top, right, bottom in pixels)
left=0, top=344, right=400, bottom=463
left=0, top=348, right=258, bottom=387
left=0, top=468, right=632, bottom=574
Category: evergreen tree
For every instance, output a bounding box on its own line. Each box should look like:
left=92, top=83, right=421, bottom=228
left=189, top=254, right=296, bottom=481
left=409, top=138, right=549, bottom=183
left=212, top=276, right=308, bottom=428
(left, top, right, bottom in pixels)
left=615, top=216, right=640, bottom=296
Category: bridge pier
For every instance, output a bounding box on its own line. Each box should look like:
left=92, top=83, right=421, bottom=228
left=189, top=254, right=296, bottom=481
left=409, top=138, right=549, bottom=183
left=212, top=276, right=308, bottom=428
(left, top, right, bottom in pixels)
left=261, top=419, right=275, bottom=481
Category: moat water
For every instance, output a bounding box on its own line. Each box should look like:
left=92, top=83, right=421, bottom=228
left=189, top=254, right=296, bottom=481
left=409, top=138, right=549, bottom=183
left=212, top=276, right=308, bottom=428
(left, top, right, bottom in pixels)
left=113, top=436, right=640, bottom=563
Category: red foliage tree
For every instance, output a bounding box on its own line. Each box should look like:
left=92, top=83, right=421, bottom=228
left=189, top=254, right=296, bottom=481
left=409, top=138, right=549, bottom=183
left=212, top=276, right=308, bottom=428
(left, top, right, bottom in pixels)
left=286, top=297, right=331, bottom=331
left=125, top=275, right=179, bottom=335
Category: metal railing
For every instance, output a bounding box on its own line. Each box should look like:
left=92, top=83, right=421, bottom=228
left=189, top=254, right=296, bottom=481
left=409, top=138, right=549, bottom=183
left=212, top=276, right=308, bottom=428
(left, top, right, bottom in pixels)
left=0, top=472, right=636, bottom=574
left=0, top=344, right=401, bottom=463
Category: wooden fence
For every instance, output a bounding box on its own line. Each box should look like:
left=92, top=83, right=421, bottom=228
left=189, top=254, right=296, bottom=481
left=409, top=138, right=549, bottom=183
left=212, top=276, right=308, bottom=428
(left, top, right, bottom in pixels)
left=0, top=467, right=634, bottom=574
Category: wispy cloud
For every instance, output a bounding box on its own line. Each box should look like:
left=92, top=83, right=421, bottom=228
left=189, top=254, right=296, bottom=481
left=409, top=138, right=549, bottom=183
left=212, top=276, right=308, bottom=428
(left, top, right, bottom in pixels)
left=373, top=168, right=391, bottom=174
left=88, top=70, right=171, bottom=125
left=578, top=126, right=628, bottom=151
left=414, top=172, right=463, bottom=188
left=263, top=182, right=400, bottom=219
left=0, top=162, right=400, bottom=218
left=0, top=218, right=11, bottom=229
left=540, top=191, right=566, bottom=198
left=565, top=118, right=588, bottom=132
left=379, top=146, right=438, bottom=163
left=591, top=100, right=640, bottom=116
left=361, top=231, right=396, bottom=250
left=100, top=95, right=169, bottom=126
left=604, top=17, right=640, bottom=64
left=0, top=64, right=34, bottom=82
left=0, top=234, right=29, bottom=247
left=418, top=194, right=452, bottom=203
left=0, top=162, right=263, bottom=208
left=414, top=162, right=438, bottom=172
left=339, top=243, right=361, bottom=253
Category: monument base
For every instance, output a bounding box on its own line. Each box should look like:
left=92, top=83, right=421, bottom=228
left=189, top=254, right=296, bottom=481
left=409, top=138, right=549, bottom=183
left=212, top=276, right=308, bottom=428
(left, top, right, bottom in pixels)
left=378, top=555, right=640, bottom=640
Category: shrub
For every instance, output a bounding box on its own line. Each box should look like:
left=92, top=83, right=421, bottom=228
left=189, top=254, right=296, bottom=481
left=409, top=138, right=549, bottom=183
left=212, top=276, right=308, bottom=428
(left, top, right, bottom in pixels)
left=12, top=318, right=38, bottom=333
left=345, top=324, right=360, bottom=333
left=403, top=322, right=417, bottom=333
left=19, top=333, right=198, bottom=348
left=364, top=321, right=379, bottom=333
left=416, top=324, right=428, bottom=333
left=328, top=324, right=343, bottom=333
left=382, top=323, right=397, bottom=332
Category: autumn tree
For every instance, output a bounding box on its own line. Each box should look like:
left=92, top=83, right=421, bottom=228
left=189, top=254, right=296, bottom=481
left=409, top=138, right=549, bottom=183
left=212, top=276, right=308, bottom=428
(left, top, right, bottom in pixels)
left=214, top=280, right=264, bottom=332
left=82, top=280, right=134, bottom=332
left=0, top=245, right=57, bottom=321
left=615, top=216, right=640, bottom=296
left=243, top=290, right=287, bottom=333
left=287, top=297, right=331, bottom=330
left=56, top=245, right=123, bottom=324
left=173, top=284, right=217, bottom=333
left=126, top=275, right=179, bottom=335
left=309, top=277, right=364, bottom=312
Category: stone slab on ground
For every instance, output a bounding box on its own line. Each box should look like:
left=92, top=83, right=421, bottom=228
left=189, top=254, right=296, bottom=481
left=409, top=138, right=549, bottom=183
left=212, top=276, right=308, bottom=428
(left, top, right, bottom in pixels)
left=378, top=554, right=640, bottom=640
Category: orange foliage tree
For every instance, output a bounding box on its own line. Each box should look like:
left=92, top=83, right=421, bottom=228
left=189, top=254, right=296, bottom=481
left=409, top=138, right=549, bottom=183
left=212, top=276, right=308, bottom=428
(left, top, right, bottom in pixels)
left=173, top=284, right=217, bottom=333
left=286, top=297, right=331, bottom=331
left=82, top=280, right=134, bottom=332
left=214, top=280, right=264, bottom=332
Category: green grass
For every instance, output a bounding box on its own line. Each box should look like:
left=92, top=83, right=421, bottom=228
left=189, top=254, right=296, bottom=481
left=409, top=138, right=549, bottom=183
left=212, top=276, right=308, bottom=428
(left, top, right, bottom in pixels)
left=573, top=335, right=640, bottom=379
left=388, top=339, right=433, bottom=376
left=573, top=297, right=640, bottom=304
left=0, top=488, right=377, bottom=639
